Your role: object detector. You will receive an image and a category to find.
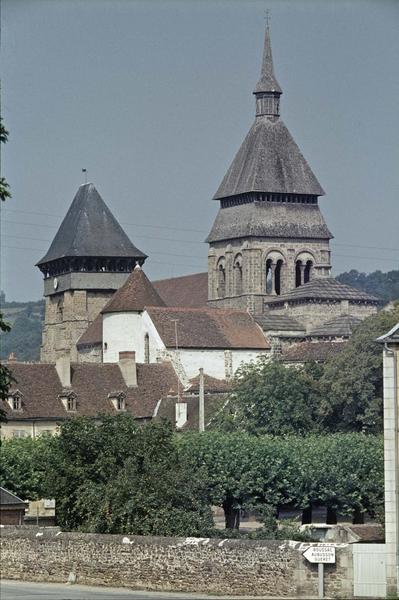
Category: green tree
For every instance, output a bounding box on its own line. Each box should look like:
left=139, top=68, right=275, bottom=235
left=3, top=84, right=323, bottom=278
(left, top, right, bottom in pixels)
left=179, top=432, right=384, bottom=530
left=0, top=313, right=43, bottom=360
left=0, top=118, right=12, bottom=421
left=44, top=415, right=213, bottom=535
left=336, top=269, right=399, bottom=303
left=0, top=436, right=50, bottom=499
left=319, top=305, right=399, bottom=432
left=214, top=359, right=322, bottom=436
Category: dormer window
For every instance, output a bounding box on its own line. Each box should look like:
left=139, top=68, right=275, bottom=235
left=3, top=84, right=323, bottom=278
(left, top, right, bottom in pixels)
left=8, top=390, right=23, bottom=412
left=59, top=391, right=77, bottom=412
left=108, top=391, right=126, bottom=412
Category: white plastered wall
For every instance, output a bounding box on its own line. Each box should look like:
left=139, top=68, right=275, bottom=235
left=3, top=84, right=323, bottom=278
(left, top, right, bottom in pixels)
left=102, top=311, right=165, bottom=363
left=167, top=348, right=268, bottom=380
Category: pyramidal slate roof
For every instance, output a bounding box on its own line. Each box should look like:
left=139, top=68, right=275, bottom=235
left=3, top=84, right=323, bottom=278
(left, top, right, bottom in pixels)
left=213, top=26, right=324, bottom=200
left=265, top=278, right=381, bottom=305
left=308, top=315, right=362, bottom=338
left=213, top=117, right=325, bottom=199
left=102, top=266, right=166, bottom=314
left=207, top=199, right=332, bottom=243
left=37, top=183, right=146, bottom=265
left=254, top=25, right=282, bottom=94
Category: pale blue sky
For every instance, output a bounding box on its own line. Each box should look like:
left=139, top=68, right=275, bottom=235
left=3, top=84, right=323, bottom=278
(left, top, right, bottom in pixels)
left=2, top=0, right=398, bottom=302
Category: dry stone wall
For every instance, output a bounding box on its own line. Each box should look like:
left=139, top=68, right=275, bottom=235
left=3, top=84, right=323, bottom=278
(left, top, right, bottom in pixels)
left=1, top=527, right=354, bottom=597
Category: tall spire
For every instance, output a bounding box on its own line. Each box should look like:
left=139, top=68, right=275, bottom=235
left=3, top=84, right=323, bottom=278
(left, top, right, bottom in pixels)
left=253, top=23, right=282, bottom=118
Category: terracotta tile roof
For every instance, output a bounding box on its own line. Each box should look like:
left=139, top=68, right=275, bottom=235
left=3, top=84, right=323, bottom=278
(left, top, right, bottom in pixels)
left=153, top=272, right=208, bottom=308
left=265, top=278, right=381, bottom=306
left=187, top=374, right=232, bottom=394
left=281, top=341, right=347, bottom=363
left=156, top=393, right=229, bottom=431
left=77, top=313, right=103, bottom=346
left=3, top=361, right=177, bottom=421
left=145, top=306, right=270, bottom=350
left=102, top=267, right=166, bottom=314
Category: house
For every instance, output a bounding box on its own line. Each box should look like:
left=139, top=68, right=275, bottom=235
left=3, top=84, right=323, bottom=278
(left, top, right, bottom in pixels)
left=77, top=266, right=271, bottom=381
left=0, top=487, right=27, bottom=525
left=1, top=352, right=231, bottom=437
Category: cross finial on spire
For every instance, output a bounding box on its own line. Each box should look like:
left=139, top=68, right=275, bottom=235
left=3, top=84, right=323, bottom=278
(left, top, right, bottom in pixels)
left=264, top=9, right=270, bottom=29
left=82, top=168, right=87, bottom=184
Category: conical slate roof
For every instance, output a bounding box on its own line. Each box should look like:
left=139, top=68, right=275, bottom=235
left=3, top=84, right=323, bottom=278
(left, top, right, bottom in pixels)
left=213, top=117, right=325, bottom=199
left=37, top=183, right=146, bottom=265
left=101, top=266, right=166, bottom=314
left=254, top=26, right=282, bottom=94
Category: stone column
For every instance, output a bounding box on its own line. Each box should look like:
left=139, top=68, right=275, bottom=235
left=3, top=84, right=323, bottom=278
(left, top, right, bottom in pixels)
left=270, top=263, right=276, bottom=295
left=299, top=264, right=306, bottom=286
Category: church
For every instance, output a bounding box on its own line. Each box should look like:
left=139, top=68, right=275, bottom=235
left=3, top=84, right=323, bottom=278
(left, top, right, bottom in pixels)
left=2, top=23, right=382, bottom=436
left=35, top=24, right=379, bottom=375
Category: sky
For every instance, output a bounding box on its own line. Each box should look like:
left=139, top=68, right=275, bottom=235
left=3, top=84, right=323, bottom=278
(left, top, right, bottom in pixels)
left=1, top=0, right=398, bottom=302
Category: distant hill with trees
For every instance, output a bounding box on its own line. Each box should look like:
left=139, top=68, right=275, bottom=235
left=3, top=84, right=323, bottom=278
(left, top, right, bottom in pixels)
left=336, top=269, right=399, bottom=303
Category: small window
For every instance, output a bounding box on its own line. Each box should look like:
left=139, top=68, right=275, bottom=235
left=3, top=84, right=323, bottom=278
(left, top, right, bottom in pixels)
left=13, top=396, right=22, bottom=411
left=117, top=396, right=125, bottom=411
left=103, top=342, right=108, bottom=352
left=12, top=430, right=28, bottom=438
left=144, top=333, right=150, bottom=364
left=67, top=396, right=77, bottom=411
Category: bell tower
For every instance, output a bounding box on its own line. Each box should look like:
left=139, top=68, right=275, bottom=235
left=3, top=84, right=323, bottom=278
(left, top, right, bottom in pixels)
left=207, top=25, right=333, bottom=314
left=37, top=183, right=146, bottom=362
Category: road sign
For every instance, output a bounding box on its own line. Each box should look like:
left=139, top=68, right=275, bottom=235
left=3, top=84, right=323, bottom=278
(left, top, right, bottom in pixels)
left=303, top=545, right=336, bottom=564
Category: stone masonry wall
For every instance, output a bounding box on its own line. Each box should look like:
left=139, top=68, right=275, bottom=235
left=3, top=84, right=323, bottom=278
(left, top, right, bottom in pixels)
left=1, top=528, right=354, bottom=598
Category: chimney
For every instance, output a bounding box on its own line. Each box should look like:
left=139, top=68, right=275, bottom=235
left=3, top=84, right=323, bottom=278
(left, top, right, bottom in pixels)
left=56, top=353, right=71, bottom=388
left=118, top=351, right=137, bottom=387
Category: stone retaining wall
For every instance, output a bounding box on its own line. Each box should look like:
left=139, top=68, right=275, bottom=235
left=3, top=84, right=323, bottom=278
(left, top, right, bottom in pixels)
left=0, top=527, right=353, bottom=597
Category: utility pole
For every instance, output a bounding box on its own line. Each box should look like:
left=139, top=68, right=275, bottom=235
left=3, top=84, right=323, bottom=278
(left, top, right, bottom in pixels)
left=172, top=319, right=180, bottom=401
left=199, top=367, right=205, bottom=432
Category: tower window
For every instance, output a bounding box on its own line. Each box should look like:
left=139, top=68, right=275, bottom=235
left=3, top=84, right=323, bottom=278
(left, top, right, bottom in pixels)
left=275, top=260, right=283, bottom=296
left=217, top=261, right=226, bottom=298
left=266, top=259, right=273, bottom=294
left=233, top=255, right=243, bottom=295
left=295, top=260, right=303, bottom=288
left=304, top=260, right=313, bottom=284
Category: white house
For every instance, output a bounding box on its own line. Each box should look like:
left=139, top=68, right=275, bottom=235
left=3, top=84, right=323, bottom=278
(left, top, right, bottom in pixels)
left=77, top=266, right=271, bottom=381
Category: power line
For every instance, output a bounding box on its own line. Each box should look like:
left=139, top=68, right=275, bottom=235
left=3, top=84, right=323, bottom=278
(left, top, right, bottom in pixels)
left=1, top=242, right=397, bottom=264
left=2, top=235, right=205, bottom=260
left=0, top=245, right=205, bottom=269
left=2, top=208, right=398, bottom=253
left=1, top=208, right=206, bottom=234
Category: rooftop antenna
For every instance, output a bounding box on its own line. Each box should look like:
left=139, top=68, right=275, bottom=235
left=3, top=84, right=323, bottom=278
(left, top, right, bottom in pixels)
left=82, top=168, right=87, bottom=184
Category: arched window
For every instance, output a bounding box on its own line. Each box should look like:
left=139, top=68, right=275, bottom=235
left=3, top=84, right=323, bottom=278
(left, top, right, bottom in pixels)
left=304, top=260, right=313, bottom=284
left=265, top=259, right=273, bottom=294
left=217, top=260, right=226, bottom=298
left=233, top=255, right=243, bottom=295
left=275, top=259, right=283, bottom=295
left=295, top=260, right=303, bottom=288
left=144, top=333, right=150, bottom=364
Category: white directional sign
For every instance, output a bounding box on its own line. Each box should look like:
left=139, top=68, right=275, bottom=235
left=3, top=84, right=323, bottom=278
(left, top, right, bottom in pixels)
left=303, top=545, right=336, bottom=564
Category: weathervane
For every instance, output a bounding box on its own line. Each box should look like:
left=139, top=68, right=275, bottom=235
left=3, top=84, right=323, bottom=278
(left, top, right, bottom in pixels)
left=82, top=168, right=87, bottom=184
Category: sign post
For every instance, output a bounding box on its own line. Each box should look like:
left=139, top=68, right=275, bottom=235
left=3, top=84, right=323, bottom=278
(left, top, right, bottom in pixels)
left=303, top=545, right=336, bottom=600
